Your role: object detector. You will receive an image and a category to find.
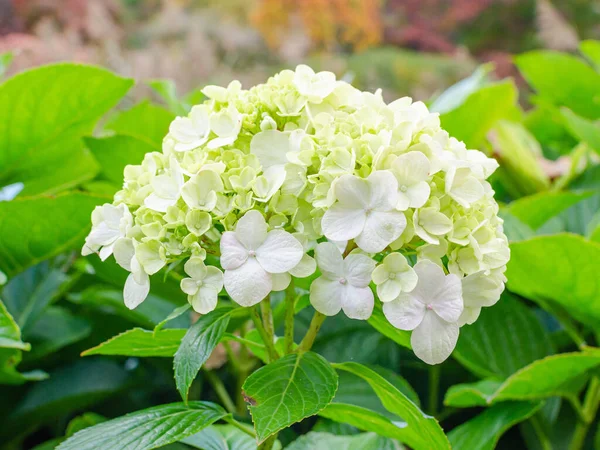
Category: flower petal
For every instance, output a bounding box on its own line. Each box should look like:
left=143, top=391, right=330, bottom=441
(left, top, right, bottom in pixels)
left=393, top=151, right=430, bottom=185
left=289, top=254, right=317, bottom=278
left=410, top=260, right=448, bottom=303
left=184, top=256, right=208, bottom=280
left=220, top=231, right=248, bottom=270
left=377, top=280, right=403, bottom=302
left=341, top=285, right=374, bottom=320
left=272, top=272, right=291, bottom=291
left=406, top=181, right=430, bottom=209
left=256, top=230, right=304, bottom=273
left=334, top=174, right=370, bottom=208
left=411, top=312, right=459, bottom=365
left=250, top=130, right=290, bottom=169
left=343, top=254, right=376, bottom=287
left=189, top=287, right=219, bottom=314
left=458, top=306, right=481, bottom=327
left=203, top=266, right=224, bottom=291
left=144, top=193, right=176, bottom=213
left=429, top=273, right=463, bottom=323
left=371, top=264, right=390, bottom=285
left=367, top=170, right=398, bottom=211
left=235, top=210, right=267, bottom=250
left=321, top=205, right=366, bottom=242
left=314, top=242, right=344, bottom=279
left=309, top=276, right=342, bottom=316
left=355, top=210, right=406, bottom=253
left=224, top=258, right=272, bottom=307
left=382, top=294, right=425, bottom=330
left=181, top=278, right=199, bottom=295
left=124, top=272, right=150, bottom=310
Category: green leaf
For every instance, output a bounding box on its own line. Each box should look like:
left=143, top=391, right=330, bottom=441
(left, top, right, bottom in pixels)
left=26, top=306, right=92, bottom=360
left=561, top=108, right=600, bottom=155
left=0, top=192, right=108, bottom=277
left=0, top=298, right=29, bottom=351
left=580, top=40, right=600, bottom=70
left=323, top=362, right=449, bottom=450
left=242, top=351, right=338, bottom=444
left=65, top=412, right=107, bottom=437
left=430, top=63, right=493, bottom=114
left=498, top=211, right=535, bottom=242
left=440, top=80, right=520, bottom=148
left=367, top=301, right=411, bottom=349
left=286, top=431, right=402, bottom=450
left=445, top=350, right=600, bottom=408
left=454, top=294, right=554, bottom=379
left=333, top=365, right=421, bottom=414
left=181, top=424, right=259, bottom=450
left=2, top=262, right=68, bottom=330
left=105, top=100, right=174, bottom=149
left=0, top=52, right=13, bottom=78
left=82, top=328, right=185, bottom=357
left=448, top=401, right=543, bottom=450
left=508, top=191, right=594, bottom=229
left=3, top=359, right=130, bottom=435
left=515, top=51, right=600, bottom=119
left=147, top=79, right=189, bottom=115
left=57, top=401, right=227, bottom=450
left=506, top=234, right=600, bottom=328
left=0, top=64, right=132, bottom=194
left=491, top=120, right=550, bottom=197
left=174, top=307, right=233, bottom=402
left=154, top=304, right=191, bottom=334
left=86, top=135, right=156, bottom=186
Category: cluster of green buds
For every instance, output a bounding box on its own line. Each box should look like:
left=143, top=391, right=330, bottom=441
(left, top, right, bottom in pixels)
left=83, top=65, right=509, bottom=364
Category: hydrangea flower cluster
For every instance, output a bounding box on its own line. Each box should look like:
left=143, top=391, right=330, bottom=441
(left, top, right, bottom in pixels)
left=83, top=65, right=509, bottom=364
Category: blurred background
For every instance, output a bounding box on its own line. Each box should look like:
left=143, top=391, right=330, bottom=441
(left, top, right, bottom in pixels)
left=1, top=0, right=599, bottom=103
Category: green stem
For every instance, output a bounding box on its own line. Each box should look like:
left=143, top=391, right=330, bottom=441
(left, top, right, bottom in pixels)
left=428, top=364, right=441, bottom=416
left=223, top=416, right=256, bottom=438
left=203, top=369, right=236, bottom=414
left=284, top=281, right=296, bottom=354
left=297, top=311, right=326, bottom=353
left=251, top=304, right=279, bottom=362
left=569, top=377, right=600, bottom=450
left=258, top=434, right=278, bottom=450
left=529, top=415, right=552, bottom=450
left=260, top=298, right=276, bottom=348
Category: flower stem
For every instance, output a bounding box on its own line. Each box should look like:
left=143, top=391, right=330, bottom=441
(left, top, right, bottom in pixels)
left=297, top=311, right=326, bottom=353
left=569, top=377, right=600, bottom=450
left=203, top=369, right=236, bottom=414
left=251, top=304, right=279, bottom=362
left=223, top=415, right=256, bottom=438
left=258, top=434, right=278, bottom=450
left=428, top=364, right=441, bottom=416
left=284, top=281, right=296, bottom=354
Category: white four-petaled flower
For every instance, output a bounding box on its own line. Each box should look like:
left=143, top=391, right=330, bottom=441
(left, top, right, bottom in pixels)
left=383, top=260, right=463, bottom=365
left=321, top=171, right=406, bottom=253
left=310, top=242, right=376, bottom=320
left=170, top=105, right=211, bottom=152
left=144, top=158, right=184, bottom=213
left=392, top=151, right=431, bottom=210
left=180, top=256, right=224, bottom=314
left=371, top=253, right=418, bottom=302
left=82, top=203, right=132, bottom=261
left=220, top=210, right=303, bottom=306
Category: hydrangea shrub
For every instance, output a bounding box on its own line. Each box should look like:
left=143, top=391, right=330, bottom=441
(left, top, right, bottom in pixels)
left=83, top=64, right=509, bottom=365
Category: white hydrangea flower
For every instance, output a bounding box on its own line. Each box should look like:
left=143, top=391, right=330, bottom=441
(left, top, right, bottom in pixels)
left=458, top=269, right=505, bottom=325
left=207, top=105, right=242, bottom=149
left=445, top=163, right=484, bottom=208
left=220, top=210, right=303, bottom=306
left=144, top=158, right=184, bottom=213
left=169, top=105, right=211, bottom=152
left=82, top=203, right=132, bottom=260
left=371, top=253, right=418, bottom=302
left=413, top=203, right=453, bottom=245
left=180, top=256, right=224, bottom=314
left=391, top=151, right=431, bottom=210
left=383, top=260, right=463, bottom=364
left=321, top=171, right=406, bottom=253
left=113, top=238, right=150, bottom=310
left=310, top=242, right=376, bottom=320
left=293, top=65, right=337, bottom=103
left=181, top=169, right=224, bottom=211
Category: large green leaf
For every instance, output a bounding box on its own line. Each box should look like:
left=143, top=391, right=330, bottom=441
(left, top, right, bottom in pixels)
left=86, top=135, right=156, bottom=186
left=242, top=351, right=338, bottom=444
left=286, top=431, right=402, bottom=450
left=454, top=294, right=554, bottom=379
left=174, top=307, right=233, bottom=402
left=508, top=191, right=594, bottom=230
left=561, top=108, right=600, bottom=155
left=0, top=64, right=133, bottom=195
left=0, top=192, right=108, bottom=277
left=515, top=51, right=600, bottom=119
left=367, top=301, right=411, bottom=349
left=0, top=298, right=28, bottom=351
left=57, top=401, right=227, bottom=450
left=2, top=262, right=68, bottom=330
left=440, top=80, right=519, bottom=148
left=448, top=401, right=543, bottom=450
left=82, top=328, right=185, bottom=357
left=105, top=100, right=174, bottom=149
left=26, top=306, right=91, bottom=360
left=506, top=234, right=600, bottom=328
left=322, top=362, right=449, bottom=450
left=445, top=350, right=600, bottom=407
